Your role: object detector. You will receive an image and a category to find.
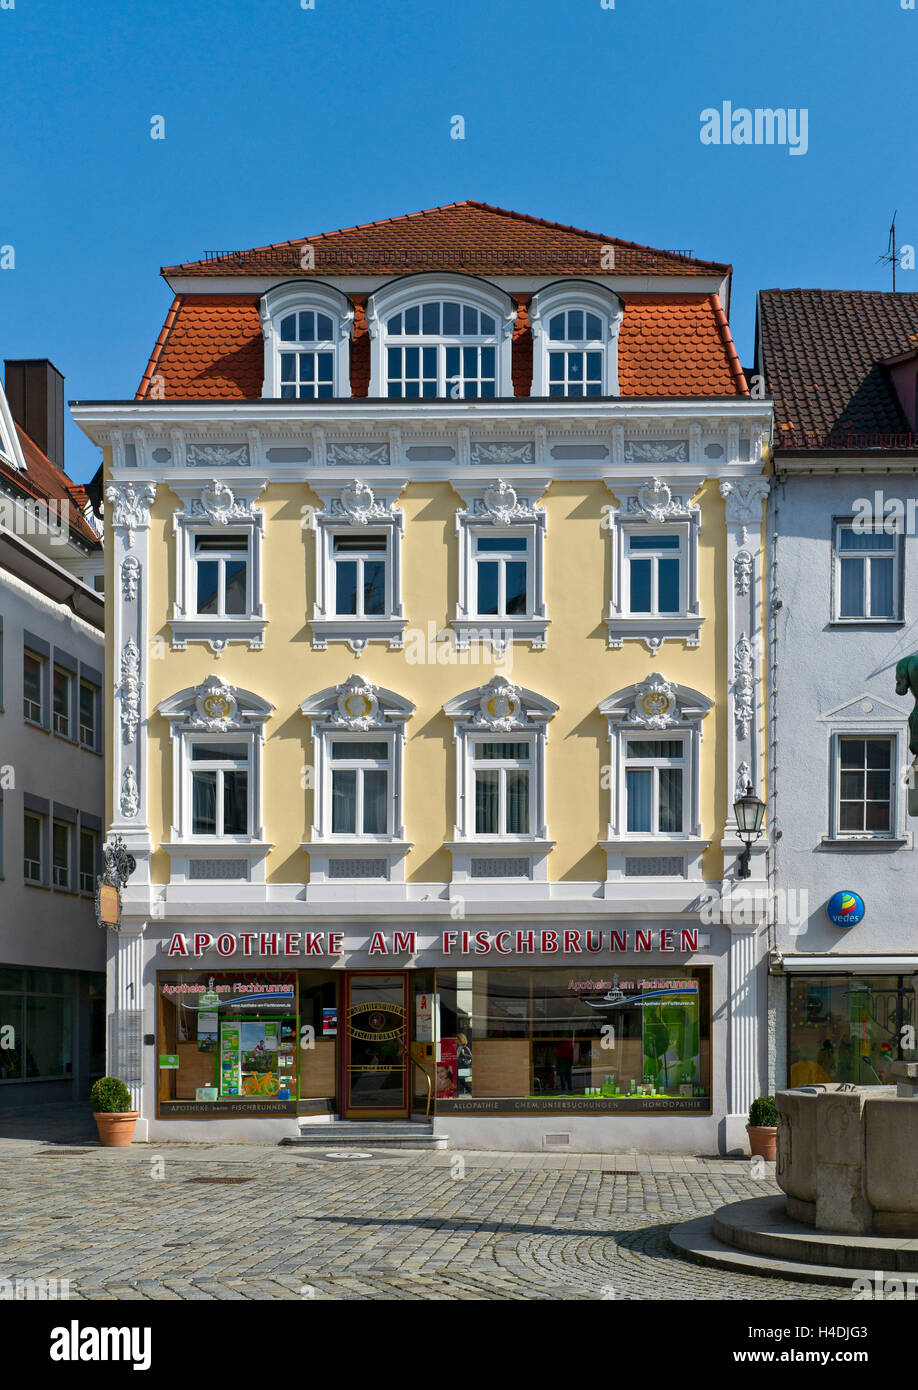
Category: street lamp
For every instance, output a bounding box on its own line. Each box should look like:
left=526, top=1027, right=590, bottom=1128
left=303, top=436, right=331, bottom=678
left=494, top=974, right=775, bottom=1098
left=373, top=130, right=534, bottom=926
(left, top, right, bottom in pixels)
left=733, top=782, right=765, bottom=880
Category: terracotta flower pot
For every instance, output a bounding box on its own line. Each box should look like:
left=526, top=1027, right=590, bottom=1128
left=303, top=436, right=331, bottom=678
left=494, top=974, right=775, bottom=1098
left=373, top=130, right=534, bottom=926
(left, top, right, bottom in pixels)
left=746, top=1123, right=777, bottom=1161
left=93, top=1112, right=139, bottom=1148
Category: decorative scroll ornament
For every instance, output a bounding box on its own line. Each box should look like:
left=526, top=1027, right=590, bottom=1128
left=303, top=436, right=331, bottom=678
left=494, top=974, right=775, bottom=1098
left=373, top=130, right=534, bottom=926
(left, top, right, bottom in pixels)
left=332, top=480, right=394, bottom=527
left=185, top=443, right=250, bottom=468
left=626, top=477, right=692, bottom=523
left=470, top=441, right=534, bottom=466
left=623, top=440, right=688, bottom=464
left=105, top=483, right=156, bottom=548
left=119, top=639, right=142, bottom=743
left=734, top=548, right=753, bottom=596
left=472, top=676, right=524, bottom=731
left=733, top=633, right=755, bottom=738
left=625, top=673, right=680, bottom=729
left=188, top=676, right=240, bottom=731
left=333, top=675, right=381, bottom=730
left=326, top=443, right=389, bottom=467
left=473, top=479, right=540, bottom=527
left=120, top=765, right=139, bottom=818
left=190, top=479, right=261, bottom=526
left=720, top=478, right=770, bottom=525
left=121, top=555, right=140, bottom=601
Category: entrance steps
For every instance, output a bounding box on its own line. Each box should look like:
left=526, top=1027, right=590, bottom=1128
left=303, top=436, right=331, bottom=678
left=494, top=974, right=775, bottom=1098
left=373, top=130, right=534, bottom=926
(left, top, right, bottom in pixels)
left=281, top=1120, right=448, bottom=1151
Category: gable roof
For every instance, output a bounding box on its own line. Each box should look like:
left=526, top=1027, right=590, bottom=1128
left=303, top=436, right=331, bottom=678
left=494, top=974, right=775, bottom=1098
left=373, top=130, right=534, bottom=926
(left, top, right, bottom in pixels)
left=163, top=200, right=730, bottom=279
left=758, top=289, right=918, bottom=447
left=0, top=416, right=102, bottom=550
left=136, top=290, right=747, bottom=401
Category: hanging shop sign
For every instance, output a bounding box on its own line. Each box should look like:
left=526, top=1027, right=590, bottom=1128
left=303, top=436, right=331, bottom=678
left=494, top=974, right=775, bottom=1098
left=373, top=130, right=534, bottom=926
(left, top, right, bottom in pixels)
left=163, top=927, right=701, bottom=960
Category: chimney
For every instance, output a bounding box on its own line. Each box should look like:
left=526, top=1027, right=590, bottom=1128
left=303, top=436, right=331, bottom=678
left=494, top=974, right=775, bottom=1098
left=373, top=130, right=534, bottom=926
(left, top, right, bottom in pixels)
left=3, top=359, right=66, bottom=471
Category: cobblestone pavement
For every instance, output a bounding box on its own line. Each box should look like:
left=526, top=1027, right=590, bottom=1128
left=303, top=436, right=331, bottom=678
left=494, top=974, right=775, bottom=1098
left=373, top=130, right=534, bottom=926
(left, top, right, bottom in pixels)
left=0, top=1135, right=856, bottom=1301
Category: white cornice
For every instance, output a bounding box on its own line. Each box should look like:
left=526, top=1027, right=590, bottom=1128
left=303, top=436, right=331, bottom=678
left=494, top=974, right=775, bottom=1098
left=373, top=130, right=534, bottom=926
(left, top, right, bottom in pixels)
left=163, top=273, right=730, bottom=298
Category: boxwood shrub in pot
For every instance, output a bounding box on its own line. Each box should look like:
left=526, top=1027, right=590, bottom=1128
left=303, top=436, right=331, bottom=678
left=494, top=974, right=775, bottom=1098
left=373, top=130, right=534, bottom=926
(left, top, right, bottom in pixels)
left=90, top=1076, right=139, bottom=1147
left=747, top=1094, right=778, bottom=1160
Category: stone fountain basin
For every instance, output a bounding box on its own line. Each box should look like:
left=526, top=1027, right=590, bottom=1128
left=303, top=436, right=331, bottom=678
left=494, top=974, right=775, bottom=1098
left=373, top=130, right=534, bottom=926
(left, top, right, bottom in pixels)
left=778, top=1084, right=918, bottom=1236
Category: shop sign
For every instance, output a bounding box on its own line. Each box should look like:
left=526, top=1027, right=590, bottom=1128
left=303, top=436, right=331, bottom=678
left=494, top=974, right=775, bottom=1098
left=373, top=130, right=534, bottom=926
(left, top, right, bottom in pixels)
left=826, top=891, right=866, bottom=927
left=163, top=927, right=700, bottom=959
left=159, top=1055, right=179, bottom=1069
left=435, top=1095, right=711, bottom=1115
left=158, top=1100, right=298, bottom=1117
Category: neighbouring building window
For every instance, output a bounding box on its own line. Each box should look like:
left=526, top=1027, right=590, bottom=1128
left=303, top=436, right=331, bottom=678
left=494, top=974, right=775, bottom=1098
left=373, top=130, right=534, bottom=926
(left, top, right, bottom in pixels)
left=0, top=968, right=75, bottom=1083
left=23, top=651, right=44, bottom=725
left=624, top=737, right=686, bottom=834
left=833, top=522, right=900, bottom=621
left=79, top=680, right=98, bottom=749
left=52, top=667, right=71, bottom=737
left=79, top=827, right=98, bottom=894
left=52, top=821, right=70, bottom=888
left=23, top=811, right=43, bottom=882
left=789, top=976, right=915, bottom=1086
left=835, top=735, right=894, bottom=836
left=189, top=740, right=251, bottom=838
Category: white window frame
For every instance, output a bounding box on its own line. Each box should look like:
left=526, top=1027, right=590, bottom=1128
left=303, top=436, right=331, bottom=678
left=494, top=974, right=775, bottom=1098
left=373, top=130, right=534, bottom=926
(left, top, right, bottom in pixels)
left=23, top=810, right=43, bottom=883
left=308, top=480, right=406, bottom=653
left=829, top=731, right=899, bottom=842
left=599, top=676, right=712, bottom=883
left=51, top=819, right=70, bottom=889
left=451, top=479, right=549, bottom=651
left=79, top=679, right=99, bottom=749
left=367, top=275, right=514, bottom=398
left=442, top=676, right=557, bottom=887
left=470, top=528, right=534, bottom=620
left=623, top=529, right=687, bottom=618
left=79, top=826, right=98, bottom=894
left=530, top=280, right=624, bottom=397
left=604, top=477, right=703, bottom=652
left=260, top=282, right=352, bottom=399
left=831, top=518, right=903, bottom=624
left=23, top=649, right=45, bottom=726
left=185, top=735, right=254, bottom=841
left=190, top=530, right=253, bottom=619
left=300, top=678, right=415, bottom=890
left=52, top=665, right=72, bottom=738
left=170, top=481, right=267, bottom=656
left=157, top=677, right=274, bottom=883
left=326, top=734, right=395, bottom=839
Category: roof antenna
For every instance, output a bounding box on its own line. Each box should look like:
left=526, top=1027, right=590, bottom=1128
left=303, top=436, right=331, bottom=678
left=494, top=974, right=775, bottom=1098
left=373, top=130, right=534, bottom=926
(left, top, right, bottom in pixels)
left=878, top=212, right=900, bottom=292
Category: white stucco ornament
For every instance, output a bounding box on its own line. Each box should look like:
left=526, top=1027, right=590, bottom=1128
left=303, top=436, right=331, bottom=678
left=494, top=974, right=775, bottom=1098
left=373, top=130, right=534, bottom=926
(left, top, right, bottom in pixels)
left=190, top=676, right=239, bottom=730
left=334, top=675, right=380, bottom=730
left=473, top=676, right=523, bottom=731
left=626, top=674, right=680, bottom=729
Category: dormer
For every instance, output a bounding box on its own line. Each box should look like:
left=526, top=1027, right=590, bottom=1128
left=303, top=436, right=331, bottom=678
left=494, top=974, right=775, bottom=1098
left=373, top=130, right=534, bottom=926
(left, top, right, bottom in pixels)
left=260, top=281, right=353, bottom=399
left=529, top=280, right=624, bottom=397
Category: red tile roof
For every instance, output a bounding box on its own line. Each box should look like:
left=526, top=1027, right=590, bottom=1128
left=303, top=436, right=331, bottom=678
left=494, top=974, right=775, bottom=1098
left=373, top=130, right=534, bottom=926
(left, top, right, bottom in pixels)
left=163, top=200, right=730, bottom=279
left=0, top=426, right=102, bottom=548
left=137, top=291, right=746, bottom=401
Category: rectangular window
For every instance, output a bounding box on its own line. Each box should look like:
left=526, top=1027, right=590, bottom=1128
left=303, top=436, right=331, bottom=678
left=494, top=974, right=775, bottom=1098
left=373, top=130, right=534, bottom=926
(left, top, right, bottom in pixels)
left=835, top=524, right=899, bottom=620
left=626, top=533, right=682, bottom=615
left=23, top=812, right=42, bottom=882
left=52, top=821, right=70, bottom=889
left=23, top=651, right=43, bottom=724
left=79, top=828, right=97, bottom=894
left=79, top=681, right=98, bottom=749
left=193, top=533, right=250, bottom=618
left=190, top=742, right=251, bottom=837
left=472, top=741, right=531, bottom=836
left=789, top=976, right=915, bottom=1086
left=624, top=738, right=685, bottom=834
left=332, top=533, right=387, bottom=618
left=53, top=667, right=71, bottom=737
left=837, top=736, right=893, bottom=836
left=548, top=350, right=604, bottom=397
left=473, top=534, right=530, bottom=617
left=329, top=740, right=391, bottom=836
left=279, top=350, right=335, bottom=400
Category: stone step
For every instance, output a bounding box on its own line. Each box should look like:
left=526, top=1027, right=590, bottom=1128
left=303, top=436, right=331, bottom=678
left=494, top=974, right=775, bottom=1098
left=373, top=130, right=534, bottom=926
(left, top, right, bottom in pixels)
left=280, top=1121, right=448, bottom=1150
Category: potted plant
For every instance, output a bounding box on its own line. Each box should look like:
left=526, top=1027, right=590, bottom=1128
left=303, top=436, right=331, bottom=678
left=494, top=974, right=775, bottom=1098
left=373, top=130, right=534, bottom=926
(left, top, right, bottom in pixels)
left=747, top=1094, right=779, bottom=1160
left=91, top=1076, right=139, bottom=1147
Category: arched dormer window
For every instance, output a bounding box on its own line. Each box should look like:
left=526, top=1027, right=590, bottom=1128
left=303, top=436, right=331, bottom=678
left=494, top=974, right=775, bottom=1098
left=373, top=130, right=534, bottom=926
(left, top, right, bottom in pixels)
left=260, top=282, right=353, bottom=399
left=366, top=275, right=514, bottom=398
left=529, top=281, right=624, bottom=397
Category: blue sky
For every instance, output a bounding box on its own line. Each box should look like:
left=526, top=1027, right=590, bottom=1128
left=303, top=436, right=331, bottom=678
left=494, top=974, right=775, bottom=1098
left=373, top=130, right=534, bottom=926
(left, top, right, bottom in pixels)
left=2, top=0, right=916, bottom=481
